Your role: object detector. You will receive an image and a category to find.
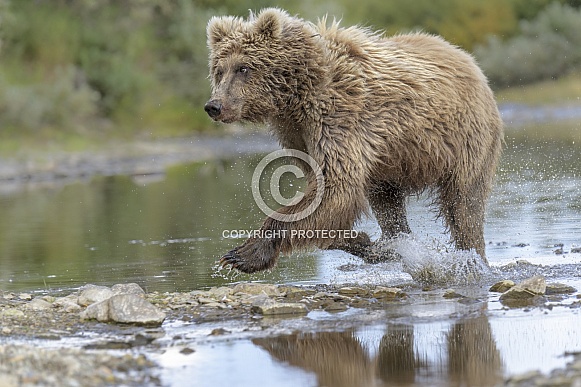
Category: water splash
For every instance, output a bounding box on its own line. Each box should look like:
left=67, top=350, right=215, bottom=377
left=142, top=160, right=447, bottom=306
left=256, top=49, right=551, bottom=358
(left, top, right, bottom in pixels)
left=382, top=234, right=493, bottom=287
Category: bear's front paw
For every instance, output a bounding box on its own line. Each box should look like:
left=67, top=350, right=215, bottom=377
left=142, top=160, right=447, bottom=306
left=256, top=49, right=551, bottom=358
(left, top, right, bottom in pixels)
left=327, top=231, right=372, bottom=258
left=219, top=237, right=281, bottom=273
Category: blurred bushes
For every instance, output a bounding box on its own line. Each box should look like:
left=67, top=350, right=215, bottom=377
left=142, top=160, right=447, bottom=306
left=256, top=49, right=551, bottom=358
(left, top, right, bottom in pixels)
left=0, top=66, right=99, bottom=131
left=0, top=0, right=579, bottom=139
left=0, top=0, right=214, bottom=136
left=475, top=2, right=581, bottom=88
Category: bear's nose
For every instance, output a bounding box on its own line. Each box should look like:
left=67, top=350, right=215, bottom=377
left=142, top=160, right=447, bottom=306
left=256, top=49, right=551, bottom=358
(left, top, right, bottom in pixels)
left=204, top=100, right=222, bottom=118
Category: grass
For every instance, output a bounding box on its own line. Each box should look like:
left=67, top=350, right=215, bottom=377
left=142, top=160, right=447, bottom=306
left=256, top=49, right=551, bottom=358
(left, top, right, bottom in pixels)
left=506, top=120, right=581, bottom=142
left=495, top=72, right=581, bottom=106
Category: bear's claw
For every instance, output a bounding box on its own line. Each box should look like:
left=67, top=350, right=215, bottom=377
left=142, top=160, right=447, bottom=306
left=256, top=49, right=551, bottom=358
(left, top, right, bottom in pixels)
left=219, top=237, right=281, bottom=273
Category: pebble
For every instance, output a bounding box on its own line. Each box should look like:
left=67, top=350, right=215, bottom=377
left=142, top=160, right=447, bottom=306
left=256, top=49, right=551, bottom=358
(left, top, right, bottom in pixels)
left=81, top=294, right=166, bottom=325
left=518, top=275, right=547, bottom=295
left=442, top=289, right=464, bottom=299
left=207, top=286, right=233, bottom=299
left=78, top=285, right=114, bottom=306
left=209, top=328, right=229, bottom=336
left=373, top=286, right=406, bottom=300
left=500, top=275, right=547, bottom=307
left=320, top=300, right=348, bottom=312
left=18, top=293, right=32, bottom=301
left=251, top=297, right=308, bottom=316
left=53, top=297, right=82, bottom=313
left=313, top=291, right=334, bottom=299
left=546, top=283, right=577, bottom=295
left=338, top=286, right=368, bottom=296
left=232, top=283, right=280, bottom=297
left=490, top=280, right=515, bottom=293
left=280, top=286, right=316, bottom=298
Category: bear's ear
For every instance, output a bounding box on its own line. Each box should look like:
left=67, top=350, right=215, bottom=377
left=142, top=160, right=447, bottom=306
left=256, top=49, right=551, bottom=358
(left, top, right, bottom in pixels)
left=253, top=8, right=285, bottom=39
left=207, top=16, right=240, bottom=47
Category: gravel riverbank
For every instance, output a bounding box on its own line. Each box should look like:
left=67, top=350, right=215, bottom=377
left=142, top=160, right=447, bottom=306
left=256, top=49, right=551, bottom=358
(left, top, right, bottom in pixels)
left=1, top=273, right=581, bottom=386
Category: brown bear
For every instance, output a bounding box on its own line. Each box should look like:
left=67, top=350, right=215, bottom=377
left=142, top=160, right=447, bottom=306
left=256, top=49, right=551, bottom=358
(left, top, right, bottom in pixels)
left=205, top=8, right=503, bottom=273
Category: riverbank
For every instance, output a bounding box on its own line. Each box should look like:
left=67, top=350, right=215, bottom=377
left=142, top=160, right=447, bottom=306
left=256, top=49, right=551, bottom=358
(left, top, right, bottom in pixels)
left=0, top=130, right=278, bottom=192
left=1, top=268, right=581, bottom=386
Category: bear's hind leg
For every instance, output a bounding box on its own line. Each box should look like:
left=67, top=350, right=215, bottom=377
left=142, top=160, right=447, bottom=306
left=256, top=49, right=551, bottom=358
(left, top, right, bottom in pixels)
left=369, top=182, right=411, bottom=239
left=325, top=182, right=409, bottom=261
left=439, top=181, right=488, bottom=264
left=361, top=182, right=411, bottom=262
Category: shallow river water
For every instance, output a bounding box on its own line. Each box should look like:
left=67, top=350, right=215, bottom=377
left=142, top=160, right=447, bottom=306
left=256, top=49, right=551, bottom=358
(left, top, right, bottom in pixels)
left=1, top=122, right=581, bottom=385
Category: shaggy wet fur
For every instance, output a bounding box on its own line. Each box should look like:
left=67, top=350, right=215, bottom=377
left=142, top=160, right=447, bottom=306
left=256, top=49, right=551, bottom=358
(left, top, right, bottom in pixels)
left=206, top=8, right=503, bottom=273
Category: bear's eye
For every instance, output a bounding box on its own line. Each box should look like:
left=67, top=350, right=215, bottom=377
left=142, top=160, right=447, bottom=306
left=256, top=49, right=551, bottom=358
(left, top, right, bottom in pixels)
left=238, top=66, right=249, bottom=74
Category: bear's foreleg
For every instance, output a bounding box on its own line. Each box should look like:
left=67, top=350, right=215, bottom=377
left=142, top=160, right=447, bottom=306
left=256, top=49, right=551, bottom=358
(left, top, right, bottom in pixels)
left=220, top=167, right=367, bottom=273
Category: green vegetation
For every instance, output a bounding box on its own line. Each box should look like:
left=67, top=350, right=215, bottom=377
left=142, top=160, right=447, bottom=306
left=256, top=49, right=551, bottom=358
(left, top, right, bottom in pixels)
left=475, top=2, right=581, bottom=88
left=0, top=0, right=580, bottom=144
left=496, top=72, right=581, bottom=105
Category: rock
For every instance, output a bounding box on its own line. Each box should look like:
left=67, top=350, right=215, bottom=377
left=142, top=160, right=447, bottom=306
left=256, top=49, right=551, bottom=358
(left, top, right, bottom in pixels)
left=232, top=283, right=280, bottom=297
left=571, top=247, right=581, bottom=254
left=490, top=280, right=515, bottom=293
left=108, top=295, right=166, bottom=325
left=321, top=300, right=348, bottom=312
left=207, top=286, right=233, bottom=299
left=18, top=293, right=32, bottom=301
left=180, top=347, right=195, bottom=355
left=54, top=297, right=82, bottom=313
left=500, top=276, right=547, bottom=307
left=280, top=286, right=316, bottom=298
left=81, top=300, right=110, bottom=322
left=209, top=328, right=229, bottom=336
left=313, top=292, right=333, bottom=299
left=443, top=289, right=464, bottom=299
left=78, top=285, right=114, bottom=306
left=111, top=283, right=145, bottom=296
left=338, top=287, right=368, bottom=296
left=22, top=298, right=52, bottom=311
left=251, top=297, right=308, bottom=316
left=519, top=275, right=547, bottom=295
left=81, top=294, right=165, bottom=325
left=350, top=298, right=371, bottom=308
left=546, top=283, right=577, bottom=295
left=373, top=286, right=405, bottom=300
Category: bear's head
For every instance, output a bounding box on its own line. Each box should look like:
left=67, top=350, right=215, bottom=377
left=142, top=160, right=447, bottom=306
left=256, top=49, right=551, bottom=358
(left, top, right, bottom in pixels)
left=204, top=8, right=317, bottom=124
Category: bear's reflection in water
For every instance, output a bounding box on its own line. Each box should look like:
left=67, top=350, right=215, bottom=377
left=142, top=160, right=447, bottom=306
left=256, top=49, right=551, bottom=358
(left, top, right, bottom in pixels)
left=253, top=316, right=502, bottom=386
